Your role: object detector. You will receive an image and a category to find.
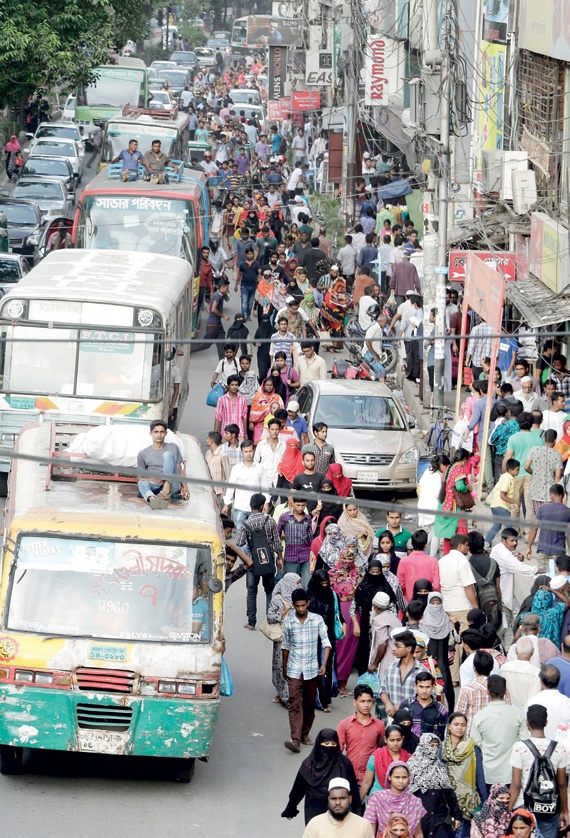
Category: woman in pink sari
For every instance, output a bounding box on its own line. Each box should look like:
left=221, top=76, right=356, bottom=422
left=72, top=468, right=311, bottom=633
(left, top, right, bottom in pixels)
left=329, top=543, right=363, bottom=696
left=249, top=378, right=284, bottom=444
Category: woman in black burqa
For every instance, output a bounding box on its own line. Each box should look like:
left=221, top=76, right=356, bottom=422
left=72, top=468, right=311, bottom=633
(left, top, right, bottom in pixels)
left=352, top=558, right=398, bottom=675
left=253, top=312, right=273, bottom=382
left=281, top=728, right=361, bottom=824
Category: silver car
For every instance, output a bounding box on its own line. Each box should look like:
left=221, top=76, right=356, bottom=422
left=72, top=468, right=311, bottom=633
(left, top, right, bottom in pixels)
left=295, top=380, right=419, bottom=490
left=9, top=177, right=72, bottom=220
left=22, top=137, right=84, bottom=181
left=0, top=254, right=30, bottom=296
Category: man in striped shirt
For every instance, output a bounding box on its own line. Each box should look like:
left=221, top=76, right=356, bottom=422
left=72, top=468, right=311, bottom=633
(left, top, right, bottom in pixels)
left=277, top=498, right=313, bottom=588
left=270, top=316, right=300, bottom=367
left=214, top=375, right=248, bottom=439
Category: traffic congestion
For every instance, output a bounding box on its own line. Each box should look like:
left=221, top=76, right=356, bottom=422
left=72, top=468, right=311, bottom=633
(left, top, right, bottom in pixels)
left=2, top=4, right=570, bottom=838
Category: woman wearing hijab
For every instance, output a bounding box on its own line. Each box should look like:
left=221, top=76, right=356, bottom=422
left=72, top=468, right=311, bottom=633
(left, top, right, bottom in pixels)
left=329, top=543, right=364, bottom=696
left=4, top=135, right=21, bottom=180
left=310, top=516, right=337, bottom=571
left=276, top=438, right=304, bottom=498
left=377, top=529, right=402, bottom=577
left=326, top=462, right=353, bottom=497
left=364, top=761, right=425, bottom=836
left=412, top=579, right=433, bottom=607
left=249, top=378, right=284, bottom=444
left=441, top=712, right=486, bottom=838
left=253, top=312, right=273, bottom=382
left=393, top=709, right=419, bottom=754
left=317, top=522, right=347, bottom=570
left=471, top=783, right=511, bottom=838
left=308, top=569, right=344, bottom=711
left=321, top=274, right=348, bottom=350
left=352, top=559, right=397, bottom=675
left=269, top=366, right=287, bottom=402
left=407, top=733, right=462, bottom=838
left=281, top=728, right=361, bottom=824
left=531, top=586, right=566, bottom=645
left=313, top=478, right=343, bottom=527
left=338, top=502, right=375, bottom=559
left=434, top=448, right=474, bottom=555
left=499, top=809, right=542, bottom=838
left=266, top=572, right=302, bottom=705
left=419, top=592, right=454, bottom=712
left=382, top=813, right=414, bottom=838
left=368, top=592, right=403, bottom=681
left=285, top=276, right=304, bottom=303
left=516, top=574, right=551, bottom=627
left=377, top=548, right=407, bottom=614
left=467, top=608, right=487, bottom=630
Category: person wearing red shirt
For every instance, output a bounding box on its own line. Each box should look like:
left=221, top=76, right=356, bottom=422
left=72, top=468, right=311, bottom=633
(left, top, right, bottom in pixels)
left=396, top=529, right=440, bottom=602
left=198, top=245, right=214, bottom=313
left=338, top=684, right=385, bottom=783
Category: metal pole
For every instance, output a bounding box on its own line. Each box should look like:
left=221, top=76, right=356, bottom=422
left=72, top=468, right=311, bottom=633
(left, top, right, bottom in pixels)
left=433, top=0, right=452, bottom=408
left=422, top=232, right=438, bottom=405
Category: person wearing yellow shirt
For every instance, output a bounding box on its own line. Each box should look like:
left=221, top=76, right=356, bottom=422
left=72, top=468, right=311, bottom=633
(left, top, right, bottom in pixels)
left=485, top=458, right=520, bottom=548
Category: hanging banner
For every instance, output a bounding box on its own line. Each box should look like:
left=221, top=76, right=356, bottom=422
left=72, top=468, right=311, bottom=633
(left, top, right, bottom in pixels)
left=475, top=0, right=510, bottom=181
left=364, top=35, right=401, bottom=107
left=291, top=91, right=321, bottom=111
left=305, top=52, right=334, bottom=86
left=268, top=44, right=287, bottom=100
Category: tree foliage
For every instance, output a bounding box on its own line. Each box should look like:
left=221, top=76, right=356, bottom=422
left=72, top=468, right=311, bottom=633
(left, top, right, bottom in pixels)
left=0, top=0, right=151, bottom=109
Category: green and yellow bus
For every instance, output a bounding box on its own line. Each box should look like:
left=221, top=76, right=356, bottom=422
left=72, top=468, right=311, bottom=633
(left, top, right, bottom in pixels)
left=0, top=422, right=225, bottom=781
left=75, top=57, right=149, bottom=132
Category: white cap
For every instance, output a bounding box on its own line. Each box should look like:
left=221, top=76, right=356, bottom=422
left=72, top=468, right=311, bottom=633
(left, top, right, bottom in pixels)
left=405, top=288, right=415, bottom=296
left=295, top=195, right=304, bottom=203
left=286, top=295, right=298, bottom=304
left=551, top=575, right=568, bottom=591
left=287, top=400, right=300, bottom=412
left=365, top=185, right=374, bottom=192
left=328, top=777, right=351, bottom=792
left=372, top=592, right=390, bottom=609
left=330, top=264, right=339, bottom=271
left=363, top=152, right=370, bottom=159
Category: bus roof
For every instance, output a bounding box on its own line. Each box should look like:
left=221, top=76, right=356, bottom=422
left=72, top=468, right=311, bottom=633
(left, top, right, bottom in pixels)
left=102, top=57, right=147, bottom=70
left=105, top=111, right=190, bottom=136
left=82, top=168, right=207, bottom=199
left=0, top=249, right=193, bottom=315
left=8, top=423, right=220, bottom=542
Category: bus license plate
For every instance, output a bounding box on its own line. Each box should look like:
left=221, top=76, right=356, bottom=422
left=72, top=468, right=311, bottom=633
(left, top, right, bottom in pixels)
left=78, top=730, right=129, bottom=755
left=357, top=471, right=378, bottom=482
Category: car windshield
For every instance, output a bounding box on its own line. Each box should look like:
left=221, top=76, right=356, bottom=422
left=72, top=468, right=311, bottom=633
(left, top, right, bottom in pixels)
left=78, top=194, right=191, bottom=257
left=1, top=204, right=39, bottom=225
left=22, top=159, right=70, bottom=178
left=13, top=182, right=63, bottom=200
left=0, top=260, right=22, bottom=283
left=171, top=52, right=195, bottom=61
left=158, top=71, right=187, bottom=84
left=7, top=536, right=212, bottom=644
left=36, top=126, right=79, bottom=142
left=1, top=325, right=163, bottom=401
left=313, top=394, right=406, bottom=430
left=34, top=141, right=76, bottom=158
left=195, top=49, right=213, bottom=56
left=207, top=39, right=227, bottom=47
left=230, top=90, right=261, bottom=104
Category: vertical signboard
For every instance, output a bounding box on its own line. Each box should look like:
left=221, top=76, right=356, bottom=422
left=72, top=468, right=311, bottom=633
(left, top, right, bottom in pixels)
left=364, top=35, right=401, bottom=107
left=268, top=44, right=287, bottom=100
left=475, top=1, right=510, bottom=180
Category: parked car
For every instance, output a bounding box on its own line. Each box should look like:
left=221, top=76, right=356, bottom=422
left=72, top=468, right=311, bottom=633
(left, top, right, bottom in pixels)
left=0, top=198, right=44, bottom=258
left=194, top=47, right=216, bottom=68
left=22, top=137, right=84, bottom=181
left=0, top=254, right=30, bottom=296
left=149, top=89, right=176, bottom=111
left=229, top=88, right=262, bottom=105
left=157, top=69, right=190, bottom=96
left=9, top=178, right=72, bottom=220
left=27, top=123, right=85, bottom=166
left=169, top=51, right=197, bottom=68
left=295, top=380, right=419, bottom=490
left=20, top=156, right=77, bottom=198
left=150, top=60, right=177, bottom=72
left=207, top=37, right=230, bottom=52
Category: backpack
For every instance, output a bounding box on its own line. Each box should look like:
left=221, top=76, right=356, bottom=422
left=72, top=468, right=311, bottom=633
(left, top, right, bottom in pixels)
left=278, top=136, right=287, bottom=155
left=471, top=559, right=501, bottom=627
left=243, top=517, right=276, bottom=576
left=523, top=739, right=559, bottom=816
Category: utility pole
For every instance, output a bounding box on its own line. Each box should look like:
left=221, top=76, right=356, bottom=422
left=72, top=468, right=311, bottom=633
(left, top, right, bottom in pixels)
left=432, top=0, right=452, bottom=408
left=422, top=233, right=438, bottom=405
left=341, top=0, right=357, bottom=228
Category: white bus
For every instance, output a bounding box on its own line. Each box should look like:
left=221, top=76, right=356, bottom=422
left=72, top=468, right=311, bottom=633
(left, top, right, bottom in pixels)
left=0, top=249, right=194, bottom=491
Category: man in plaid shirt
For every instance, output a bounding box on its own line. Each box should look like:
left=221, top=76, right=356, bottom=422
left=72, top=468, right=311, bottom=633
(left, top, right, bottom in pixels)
left=466, top=319, right=494, bottom=380
left=282, top=588, right=331, bottom=753
left=456, top=650, right=494, bottom=733
left=379, top=631, right=424, bottom=717
left=277, top=498, right=313, bottom=588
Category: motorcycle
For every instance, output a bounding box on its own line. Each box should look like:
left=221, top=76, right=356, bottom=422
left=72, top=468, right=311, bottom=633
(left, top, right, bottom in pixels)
left=331, top=343, right=384, bottom=380
left=342, top=320, right=398, bottom=375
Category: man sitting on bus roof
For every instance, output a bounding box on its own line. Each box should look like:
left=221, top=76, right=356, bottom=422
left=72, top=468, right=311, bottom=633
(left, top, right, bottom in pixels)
left=143, top=140, right=179, bottom=185
left=111, top=138, right=144, bottom=182
left=137, top=420, right=189, bottom=510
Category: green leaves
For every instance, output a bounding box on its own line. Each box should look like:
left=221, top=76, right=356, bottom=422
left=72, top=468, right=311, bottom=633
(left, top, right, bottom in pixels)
left=0, top=0, right=147, bottom=108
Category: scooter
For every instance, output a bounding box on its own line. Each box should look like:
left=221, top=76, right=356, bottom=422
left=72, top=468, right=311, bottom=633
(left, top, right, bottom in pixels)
left=343, top=321, right=398, bottom=375
left=331, top=343, right=384, bottom=380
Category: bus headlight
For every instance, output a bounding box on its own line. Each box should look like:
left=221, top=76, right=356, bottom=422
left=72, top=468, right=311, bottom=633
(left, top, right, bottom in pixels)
left=177, top=681, right=197, bottom=695
left=34, top=672, right=54, bottom=685
left=5, top=299, right=25, bottom=319
left=157, top=680, right=177, bottom=694
left=14, top=670, right=34, bottom=683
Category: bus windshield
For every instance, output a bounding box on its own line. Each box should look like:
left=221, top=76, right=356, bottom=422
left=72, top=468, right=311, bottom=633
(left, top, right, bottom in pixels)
left=1, top=325, right=162, bottom=401
left=7, top=536, right=212, bottom=644
left=104, top=124, right=178, bottom=159
left=79, top=68, right=145, bottom=108
left=77, top=194, right=193, bottom=257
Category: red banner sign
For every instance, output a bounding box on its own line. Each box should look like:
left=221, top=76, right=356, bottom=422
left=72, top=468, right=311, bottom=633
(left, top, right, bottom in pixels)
left=267, top=99, right=290, bottom=120
left=448, top=250, right=517, bottom=283
left=291, top=91, right=321, bottom=111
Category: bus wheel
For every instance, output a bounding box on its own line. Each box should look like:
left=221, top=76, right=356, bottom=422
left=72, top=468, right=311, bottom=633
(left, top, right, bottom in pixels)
left=0, top=745, right=24, bottom=775
left=0, top=473, right=7, bottom=498
left=173, top=757, right=195, bottom=783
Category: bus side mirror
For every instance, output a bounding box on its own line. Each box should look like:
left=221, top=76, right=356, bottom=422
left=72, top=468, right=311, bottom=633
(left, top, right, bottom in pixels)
left=208, top=577, right=223, bottom=593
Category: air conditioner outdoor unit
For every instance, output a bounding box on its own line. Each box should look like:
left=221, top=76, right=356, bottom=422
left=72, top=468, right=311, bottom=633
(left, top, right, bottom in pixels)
left=512, top=169, right=538, bottom=214
left=501, top=151, right=529, bottom=200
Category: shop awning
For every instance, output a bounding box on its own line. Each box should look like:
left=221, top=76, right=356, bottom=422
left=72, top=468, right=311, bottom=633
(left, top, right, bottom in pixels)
left=505, top=275, right=570, bottom=328
left=365, top=105, right=416, bottom=167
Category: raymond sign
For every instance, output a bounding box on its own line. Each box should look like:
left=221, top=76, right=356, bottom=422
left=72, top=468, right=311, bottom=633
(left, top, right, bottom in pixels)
left=267, top=99, right=290, bottom=120
left=364, top=35, right=390, bottom=106
left=291, top=91, right=321, bottom=111
left=448, top=250, right=517, bottom=283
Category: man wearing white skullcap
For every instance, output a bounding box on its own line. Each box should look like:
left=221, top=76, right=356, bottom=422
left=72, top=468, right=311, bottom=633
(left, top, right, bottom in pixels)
left=368, top=591, right=402, bottom=678
left=301, top=779, right=375, bottom=837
